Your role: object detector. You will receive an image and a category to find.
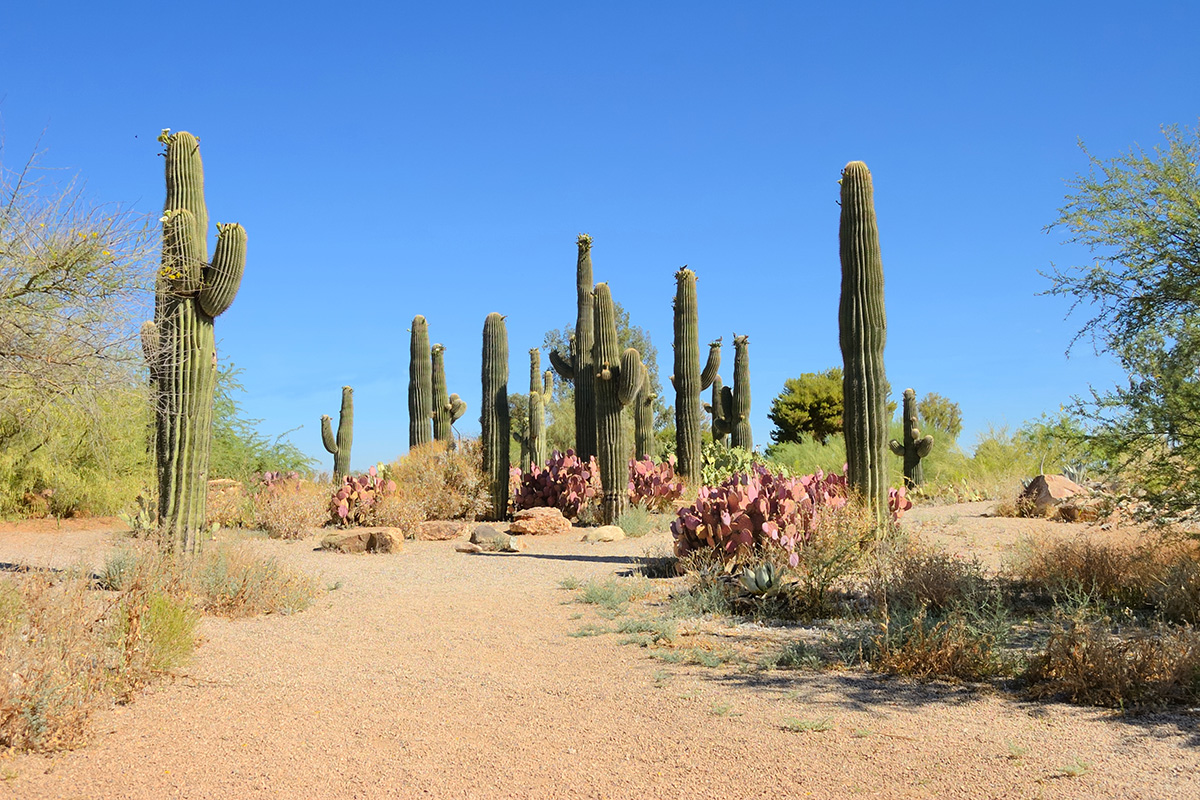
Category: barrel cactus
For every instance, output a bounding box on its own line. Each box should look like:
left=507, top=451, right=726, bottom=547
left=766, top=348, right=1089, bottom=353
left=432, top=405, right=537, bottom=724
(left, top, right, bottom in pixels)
left=548, top=234, right=597, bottom=460
left=145, top=130, right=246, bottom=553
left=409, top=315, right=433, bottom=448
left=889, top=388, right=934, bottom=488
left=481, top=313, right=510, bottom=519
left=321, top=386, right=354, bottom=481
left=671, top=267, right=721, bottom=482
left=593, top=283, right=645, bottom=524
left=431, top=344, right=465, bottom=443
left=839, top=161, right=890, bottom=520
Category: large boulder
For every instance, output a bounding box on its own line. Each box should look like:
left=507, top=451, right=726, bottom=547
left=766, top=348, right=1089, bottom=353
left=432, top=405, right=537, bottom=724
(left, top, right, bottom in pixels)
left=509, top=507, right=572, bottom=536
left=1020, top=474, right=1084, bottom=516
left=416, top=521, right=469, bottom=541
left=319, top=528, right=400, bottom=553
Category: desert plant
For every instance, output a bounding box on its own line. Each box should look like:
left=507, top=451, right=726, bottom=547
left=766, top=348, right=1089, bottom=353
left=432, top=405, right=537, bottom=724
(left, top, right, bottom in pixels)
left=889, top=388, right=934, bottom=488
left=527, top=349, right=550, bottom=469
left=431, top=344, right=466, bottom=443
left=627, top=455, right=685, bottom=512
left=633, top=372, right=656, bottom=461
left=707, top=374, right=728, bottom=447
left=724, top=335, right=752, bottom=450
left=386, top=439, right=490, bottom=522
left=671, top=267, right=721, bottom=482
left=320, top=386, right=354, bottom=482
left=511, top=449, right=601, bottom=519
left=409, top=315, right=433, bottom=447
left=549, top=234, right=598, bottom=460
left=482, top=312, right=511, bottom=519
left=329, top=466, right=398, bottom=527
left=593, top=283, right=646, bottom=524
left=838, top=160, right=890, bottom=524
left=145, top=130, right=246, bottom=552
left=252, top=475, right=327, bottom=539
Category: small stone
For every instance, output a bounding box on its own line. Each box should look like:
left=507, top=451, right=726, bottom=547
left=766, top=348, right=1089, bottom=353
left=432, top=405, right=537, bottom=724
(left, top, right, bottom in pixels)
left=417, top=521, right=469, bottom=541
left=581, top=525, right=625, bottom=543
left=454, top=542, right=484, bottom=554
left=319, top=528, right=400, bottom=554
left=509, top=507, right=572, bottom=536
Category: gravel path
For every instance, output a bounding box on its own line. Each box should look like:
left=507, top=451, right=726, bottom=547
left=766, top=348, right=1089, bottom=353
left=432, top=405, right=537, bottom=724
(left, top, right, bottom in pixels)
left=2, top=509, right=1198, bottom=799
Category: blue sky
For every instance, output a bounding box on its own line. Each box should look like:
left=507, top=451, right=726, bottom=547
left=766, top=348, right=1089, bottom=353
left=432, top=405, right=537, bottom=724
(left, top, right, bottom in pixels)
left=3, top=1, right=1198, bottom=471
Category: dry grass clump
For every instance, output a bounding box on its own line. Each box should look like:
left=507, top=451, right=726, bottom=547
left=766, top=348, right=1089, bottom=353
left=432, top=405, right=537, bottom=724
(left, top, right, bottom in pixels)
left=871, top=609, right=1005, bottom=681
left=386, top=440, right=489, bottom=524
left=252, top=479, right=328, bottom=539
left=206, top=480, right=254, bottom=529
left=873, top=543, right=989, bottom=615
left=1026, top=622, right=1200, bottom=708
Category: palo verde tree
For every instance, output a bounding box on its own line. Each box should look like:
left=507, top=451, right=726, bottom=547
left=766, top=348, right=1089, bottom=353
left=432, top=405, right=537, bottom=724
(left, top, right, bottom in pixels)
left=1045, top=122, right=1200, bottom=513
left=768, top=367, right=844, bottom=445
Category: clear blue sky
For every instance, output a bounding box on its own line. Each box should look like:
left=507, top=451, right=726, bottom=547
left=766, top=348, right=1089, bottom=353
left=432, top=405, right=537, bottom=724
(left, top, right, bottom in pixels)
left=3, top=1, right=1197, bottom=471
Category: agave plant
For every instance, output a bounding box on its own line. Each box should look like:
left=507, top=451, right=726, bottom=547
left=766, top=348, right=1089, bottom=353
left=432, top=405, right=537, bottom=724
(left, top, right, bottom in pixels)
left=739, top=561, right=781, bottom=595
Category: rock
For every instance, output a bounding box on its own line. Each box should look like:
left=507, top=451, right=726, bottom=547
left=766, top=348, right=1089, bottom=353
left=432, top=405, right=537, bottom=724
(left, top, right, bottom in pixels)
left=454, top=542, right=484, bottom=554
left=1059, top=496, right=1104, bottom=523
left=509, top=507, right=572, bottom=536
left=581, top=525, right=625, bottom=543
left=319, top=528, right=400, bottom=554
left=1020, top=474, right=1084, bottom=516
left=470, top=525, right=520, bottom=552
left=470, top=524, right=504, bottom=544
left=417, top=521, right=469, bottom=541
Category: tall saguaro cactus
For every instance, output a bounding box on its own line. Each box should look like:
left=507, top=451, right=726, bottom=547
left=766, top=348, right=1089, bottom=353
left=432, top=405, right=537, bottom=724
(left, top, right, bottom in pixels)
left=146, top=130, right=246, bottom=553
left=728, top=335, right=752, bottom=450
left=527, top=349, right=550, bottom=469
left=321, top=386, right=354, bottom=481
left=481, top=313, right=510, bottom=519
left=409, top=315, right=433, bottom=448
left=672, top=267, right=721, bottom=483
left=890, top=388, right=934, bottom=488
left=593, top=283, right=645, bottom=524
left=634, top=378, right=656, bottom=461
left=549, top=234, right=597, bottom=460
left=839, top=161, right=890, bottom=520
left=431, top=344, right=466, bottom=443
left=707, top=374, right=729, bottom=446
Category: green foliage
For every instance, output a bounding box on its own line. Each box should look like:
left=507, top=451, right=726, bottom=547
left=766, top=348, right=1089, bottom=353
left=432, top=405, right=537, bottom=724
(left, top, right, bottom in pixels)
left=765, top=436, right=846, bottom=477
left=768, top=367, right=844, bottom=445
left=699, top=440, right=772, bottom=487
left=1045, top=123, right=1200, bottom=515
left=918, top=392, right=962, bottom=442
left=210, top=363, right=316, bottom=482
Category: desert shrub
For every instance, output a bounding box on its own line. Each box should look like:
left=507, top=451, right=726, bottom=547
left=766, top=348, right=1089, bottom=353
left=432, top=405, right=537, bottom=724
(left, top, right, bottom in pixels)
left=764, top=437, right=847, bottom=479
left=627, top=455, right=685, bottom=511
left=387, top=439, right=490, bottom=522
left=616, top=504, right=657, bottom=538
left=870, top=607, right=1007, bottom=681
left=785, top=498, right=876, bottom=618
left=252, top=475, right=327, bottom=539
left=1009, top=536, right=1161, bottom=610
left=1151, top=553, right=1200, bottom=624
left=1026, top=622, right=1200, bottom=708
left=511, top=449, right=601, bottom=519
left=874, top=544, right=990, bottom=616
left=207, top=479, right=254, bottom=529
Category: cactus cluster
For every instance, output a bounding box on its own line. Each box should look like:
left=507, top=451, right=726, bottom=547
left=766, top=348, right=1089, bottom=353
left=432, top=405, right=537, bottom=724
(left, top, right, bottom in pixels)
left=510, top=449, right=601, bottom=519
left=627, top=455, right=685, bottom=512
left=321, top=386, right=354, bottom=481
left=329, top=465, right=397, bottom=527
left=548, top=234, right=598, bottom=460
left=671, top=267, right=721, bottom=481
left=889, top=388, right=934, bottom=488
left=146, top=130, right=246, bottom=553
left=481, top=312, right=510, bottom=519
left=592, top=283, right=645, bottom=524
left=838, top=161, right=890, bottom=523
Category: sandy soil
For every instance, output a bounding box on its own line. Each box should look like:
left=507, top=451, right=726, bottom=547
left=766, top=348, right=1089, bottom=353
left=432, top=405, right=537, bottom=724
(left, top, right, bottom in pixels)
left=1, top=505, right=1197, bottom=799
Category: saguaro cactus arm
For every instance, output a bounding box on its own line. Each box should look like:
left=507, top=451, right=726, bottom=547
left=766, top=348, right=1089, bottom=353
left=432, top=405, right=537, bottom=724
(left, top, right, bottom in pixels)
left=548, top=344, right=575, bottom=381
left=700, top=339, right=721, bottom=390
left=321, top=416, right=338, bottom=454
left=448, top=393, right=467, bottom=423
left=198, top=222, right=246, bottom=317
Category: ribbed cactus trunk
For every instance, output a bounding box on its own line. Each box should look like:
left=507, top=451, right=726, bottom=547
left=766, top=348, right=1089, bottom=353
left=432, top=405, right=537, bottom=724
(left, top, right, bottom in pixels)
left=839, top=161, right=890, bottom=522
left=409, top=315, right=433, bottom=448
left=729, top=335, right=752, bottom=450
left=527, top=349, right=548, bottom=470
left=634, top=378, right=656, bottom=461
left=321, top=386, right=354, bottom=481
left=146, top=130, right=246, bottom=554
left=890, top=388, right=934, bottom=489
left=549, top=234, right=597, bottom=460
left=708, top=374, right=730, bottom=446
left=431, top=344, right=465, bottom=443
left=481, top=313, right=510, bottom=520
left=593, top=284, right=645, bottom=525
left=672, top=268, right=721, bottom=482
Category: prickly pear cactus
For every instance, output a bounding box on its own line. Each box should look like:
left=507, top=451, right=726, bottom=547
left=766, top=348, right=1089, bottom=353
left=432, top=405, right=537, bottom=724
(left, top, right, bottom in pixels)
left=672, top=267, right=721, bottom=483
left=321, top=386, right=354, bottom=481
left=481, top=313, right=510, bottom=519
left=409, top=315, right=433, bottom=448
left=146, top=130, right=246, bottom=553
left=431, top=344, right=465, bottom=443
left=593, top=283, right=645, bottom=524
left=889, top=388, right=934, bottom=488
left=548, top=234, right=597, bottom=460
left=839, top=161, right=890, bottom=521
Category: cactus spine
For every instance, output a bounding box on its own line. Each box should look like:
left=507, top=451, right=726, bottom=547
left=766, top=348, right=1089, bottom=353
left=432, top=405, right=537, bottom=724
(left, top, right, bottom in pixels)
left=321, top=386, right=354, bottom=481
left=147, top=130, right=246, bottom=553
left=548, top=234, right=597, bottom=460
left=408, top=315, right=433, bottom=448
left=481, top=313, right=510, bottom=519
left=634, top=377, right=656, bottom=461
left=839, top=161, right=890, bottom=521
left=593, top=283, right=645, bottom=524
left=431, top=344, right=465, bottom=443
left=728, top=335, right=752, bottom=450
left=672, top=267, right=721, bottom=482
left=889, top=388, right=933, bottom=488
left=527, top=349, right=549, bottom=470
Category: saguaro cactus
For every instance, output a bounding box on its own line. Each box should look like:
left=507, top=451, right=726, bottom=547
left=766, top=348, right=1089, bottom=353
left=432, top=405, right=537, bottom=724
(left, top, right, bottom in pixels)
left=527, top=349, right=550, bottom=470
left=321, top=386, right=354, bottom=481
left=146, top=130, right=246, bottom=553
left=839, top=161, right=890, bottom=520
left=431, top=344, right=465, bottom=443
left=593, top=283, right=645, bottom=524
left=728, top=335, right=753, bottom=450
left=549, top=234, right=597, bottom=460
left=634, top=377, right=656, bottom=461
left=409, top=315, right=433, bottom=448
left=481, top=313, right=510, bottom=519
left=890, top=388, right=934, bottom=488
left=672, top=267, right=721, bottom=483
left=707, top=374, right=729, bottom=446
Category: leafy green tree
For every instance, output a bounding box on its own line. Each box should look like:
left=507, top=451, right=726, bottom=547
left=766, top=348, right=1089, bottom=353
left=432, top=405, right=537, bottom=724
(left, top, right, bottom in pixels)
left=917, top=392, right=963, bottom=442
left=768, top=368, right=843, bottom=444
left=209, top=363, right=316, bottom=480
left=1044, top=123, right=1200, bottom=511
